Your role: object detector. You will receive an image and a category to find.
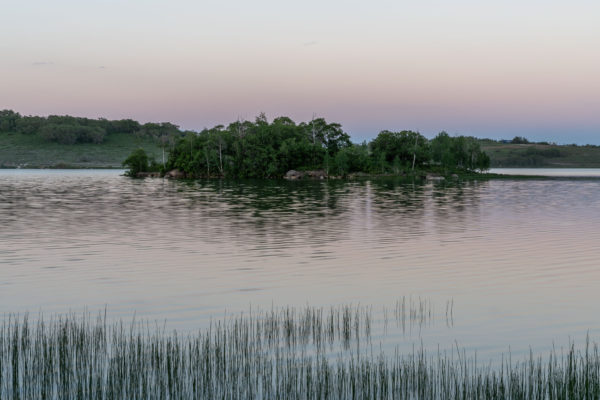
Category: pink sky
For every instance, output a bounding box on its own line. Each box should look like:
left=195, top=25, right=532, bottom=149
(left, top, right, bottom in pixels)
left=1, top=0, right=599, bottom=143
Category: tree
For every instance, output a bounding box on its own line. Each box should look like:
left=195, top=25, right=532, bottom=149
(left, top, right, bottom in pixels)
left=431, top=132, right=490, bottom=171
left=108, top=119, right=141, bottom=135
left=302, top=118, right=351, bottom=157
left=39, top=123, right=106, bottom=144
left=140, top=122, right=180, bottom=167
left=16, top=116, right=44, bottom=135
left=369, top=130, right=428, bottom=170
left=122, top=148, right=150, bottom=176
left=0, top=110, right=21, bottom=132
left=430, top=131, right=455, bottom=169
left=511, top=136, right=529, bottom=144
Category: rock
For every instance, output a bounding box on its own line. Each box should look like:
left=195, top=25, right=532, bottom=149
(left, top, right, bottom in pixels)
left=451, top=174, right=459, bottom=179
left=284, top=170, right=303, bottom=180
left=426, top=174, right=445, bottom=181
left=136, top=171, right=161, bottom=178
left=305, top=170, right=327, bottom=179
left=165, top=169, right=185, bottom=179
left=348, top=172, right=369, bottom=179
left=284, top=170, right=329, bottom=180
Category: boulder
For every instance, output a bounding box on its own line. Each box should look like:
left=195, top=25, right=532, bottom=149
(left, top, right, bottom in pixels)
left=284, top=169, right=329, bottom=180
left=305, top=170, right=328, bottom=179
left=284, top=170, right=304, bottom=180
left=426, top=174, right=445, bottom=181
left=165, top=169, right=186, bottom=179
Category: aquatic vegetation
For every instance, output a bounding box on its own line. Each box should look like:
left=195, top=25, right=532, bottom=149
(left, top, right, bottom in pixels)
left=1, top=303, right=598, bottom=399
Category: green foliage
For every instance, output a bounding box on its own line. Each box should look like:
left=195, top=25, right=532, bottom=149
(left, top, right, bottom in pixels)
left=106, top=119, right=141, bottom=135
left=39, top=123, right=106, bottom=144
left=431, top=132, right=490, bottom=171
left=122, top=148, right=159, bottom=176
left=167, top=116, right=491, bottom=178
left=139, top=122, right=181, bottom=145
left=511, top=136, right=530, bottom=144
left=15, top=116, right=44, bottom=134
left=167, top=115, right=350, bottom=178
left=0, top=109, right=160, bottom=147
left=0, top=110, right=21, bottom=132
left=2, top=109, right=497, bottom=175
left=331, top=143, right=371, bottom=176
left=369, top=130, right=429, bottom=173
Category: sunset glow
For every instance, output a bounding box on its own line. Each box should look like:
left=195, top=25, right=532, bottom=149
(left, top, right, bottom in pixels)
left=2, top=0, right=599, bottom=143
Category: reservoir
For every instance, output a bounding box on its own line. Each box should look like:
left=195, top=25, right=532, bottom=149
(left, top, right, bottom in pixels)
left=1, top=169, right=599, bottom=363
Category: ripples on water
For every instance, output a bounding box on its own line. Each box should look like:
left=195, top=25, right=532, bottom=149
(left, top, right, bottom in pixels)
left=1, top=169, right=600, bottom=361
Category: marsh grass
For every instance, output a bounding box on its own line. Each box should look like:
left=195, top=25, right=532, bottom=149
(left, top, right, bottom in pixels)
left=2, top=302, right=598, bottom=399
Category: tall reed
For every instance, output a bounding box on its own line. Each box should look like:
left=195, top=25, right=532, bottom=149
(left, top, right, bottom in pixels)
left=2, top=304, right=597, bottom=399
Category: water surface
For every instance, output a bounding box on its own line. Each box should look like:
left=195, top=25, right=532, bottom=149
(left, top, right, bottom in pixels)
left=492, top=167, right=600, bottom=177
left=1, top=169, right=600, bottom=361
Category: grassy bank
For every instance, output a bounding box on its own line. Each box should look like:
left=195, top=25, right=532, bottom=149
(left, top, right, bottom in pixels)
left=2, top=305, right=599, bottom=399
left=0, top=132, right=162, bottom=169
left=480, top=141, right=600, bottom=168
left=3, top=131, right=600, bottom=171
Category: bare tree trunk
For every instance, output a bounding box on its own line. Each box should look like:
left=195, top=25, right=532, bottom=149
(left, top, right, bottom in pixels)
left=411, top=135, right=418, bottom=171
left=218, top=140, right=223, bottom=176
left=205, top=150, right=210, bottom=177
left=311, top=113, right=317, bottom=166
left=311, top=113, right=317, bottom=145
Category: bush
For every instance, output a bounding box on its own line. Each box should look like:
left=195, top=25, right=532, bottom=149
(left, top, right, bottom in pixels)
left=122, top=148, right=150, bottom=176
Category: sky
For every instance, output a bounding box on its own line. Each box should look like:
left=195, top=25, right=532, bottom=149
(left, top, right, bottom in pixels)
left=1, top=0, right=599, bottom=144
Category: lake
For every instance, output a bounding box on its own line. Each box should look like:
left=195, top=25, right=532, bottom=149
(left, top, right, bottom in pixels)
left=1, top=169, right=600, bottom=363
left=491, top=167, right=600, bottom=177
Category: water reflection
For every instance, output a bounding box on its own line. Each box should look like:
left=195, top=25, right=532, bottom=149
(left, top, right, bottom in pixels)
left=1, top=170, right=600, bottom=362
left=0, top=173, right=490, bottom=248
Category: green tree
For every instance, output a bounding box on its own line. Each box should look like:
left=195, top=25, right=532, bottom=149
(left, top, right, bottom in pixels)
left=122, top=148, right=150, bottom=176
left=0, top=110, right=21, bottom=132
left=369, top=130, right=429, bottom=171
left=141, top=122, right=181, bottom=167
left=16, top=116, right=44, bottom=135
left=511, top=136, right=529, bottom=144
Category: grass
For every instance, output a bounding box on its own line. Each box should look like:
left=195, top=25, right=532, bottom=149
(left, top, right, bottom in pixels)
left=3, top=301, right=600, bottom=399
left=480, top=141, right=600, bottom=168
left=0, top=132, right=162, bottom=169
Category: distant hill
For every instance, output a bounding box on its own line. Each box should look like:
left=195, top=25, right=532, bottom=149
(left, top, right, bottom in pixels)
left=4, top=133, right=600, bottom=170
left=479, top=140, right=600, bottom=168
left=0, top=131, right=162, bottom=168
left=0, top=109, right=172, bottom=168
left=2, top=109, right=599, bottom=169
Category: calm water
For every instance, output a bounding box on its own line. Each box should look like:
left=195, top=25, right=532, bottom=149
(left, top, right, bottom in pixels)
left=492, top=167, right=600, bottom=177
left=1, top=169, right=600, bottom=361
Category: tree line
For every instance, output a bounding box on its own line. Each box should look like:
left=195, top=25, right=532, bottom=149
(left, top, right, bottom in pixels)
left=0, top=109, right=183, bottom=148
left=1, top=110, right=490, bottom=177
left=158, top=114, right=490, bottom=178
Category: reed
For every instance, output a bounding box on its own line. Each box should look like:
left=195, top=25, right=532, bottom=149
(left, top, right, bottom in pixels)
left=2, top=304, right=598, bottom=399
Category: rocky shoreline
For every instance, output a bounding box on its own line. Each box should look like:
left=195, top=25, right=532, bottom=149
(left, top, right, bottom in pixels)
left=139, top=168, right=462, bottom=182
